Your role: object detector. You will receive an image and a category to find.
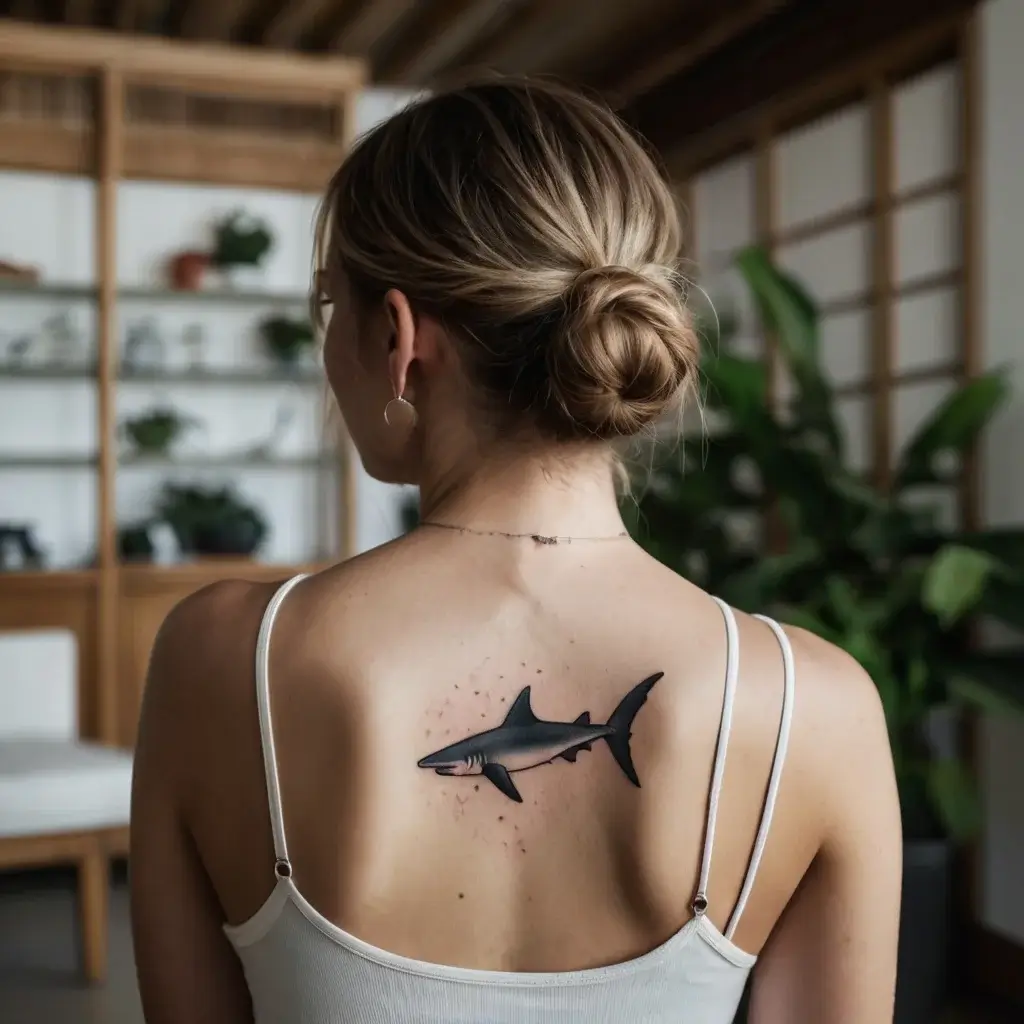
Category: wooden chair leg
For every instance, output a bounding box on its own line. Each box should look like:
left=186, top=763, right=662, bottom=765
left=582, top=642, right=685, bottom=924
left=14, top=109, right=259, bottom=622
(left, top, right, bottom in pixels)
left=77, top=843, right=109, bottom=984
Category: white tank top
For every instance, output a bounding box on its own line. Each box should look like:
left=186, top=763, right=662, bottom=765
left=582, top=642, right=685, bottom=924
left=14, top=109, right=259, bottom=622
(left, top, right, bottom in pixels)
left=224, top=574, right=797, bottom=1023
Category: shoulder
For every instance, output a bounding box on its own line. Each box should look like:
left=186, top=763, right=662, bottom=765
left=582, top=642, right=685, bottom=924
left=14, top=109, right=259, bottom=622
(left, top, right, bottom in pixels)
left=137, top=577, right=286, bottom=784
left=782, top=623, right=888, bottom=747
left=149, top=577, right=281, bottom=685
left=778, top=622, right=898, bottom=841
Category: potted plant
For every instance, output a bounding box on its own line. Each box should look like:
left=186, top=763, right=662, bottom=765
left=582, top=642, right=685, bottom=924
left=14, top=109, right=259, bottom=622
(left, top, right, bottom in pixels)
left=628, top=248, right=1024, bottom=1024
left=259, top=314, right=315, bottom=366
left=211, top=209, right=274, bottom=288
left=121, top=406, right=200, bottom=457
left=156, top=483, right=267, bottom=557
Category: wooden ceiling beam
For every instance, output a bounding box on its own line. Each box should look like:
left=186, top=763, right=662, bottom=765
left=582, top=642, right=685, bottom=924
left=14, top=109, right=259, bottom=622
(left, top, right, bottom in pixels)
left=262, top=0, right=338, bottom=49
left=114, top=0, right=166, bottom=33
left=64, top=0, right=96, bottom=26
left=608, top=0, right=790, bottom=102
left=179, top=0, right=254, bottom=41
left=377, top=0, right=518, bottom=84
left=628, top=0, right=977, bottom=166
left=442, top=0, right=551, bottom=72
left=308, top=0, right=418, bottom=56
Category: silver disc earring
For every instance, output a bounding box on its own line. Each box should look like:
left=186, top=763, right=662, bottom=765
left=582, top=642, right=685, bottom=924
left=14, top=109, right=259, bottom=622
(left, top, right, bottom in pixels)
left=384, top=395, right=418, bottom=428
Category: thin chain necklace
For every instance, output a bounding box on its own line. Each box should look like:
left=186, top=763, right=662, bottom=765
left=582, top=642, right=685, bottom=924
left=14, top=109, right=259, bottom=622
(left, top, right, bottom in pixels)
left=418, top=520, right=629, bottom=546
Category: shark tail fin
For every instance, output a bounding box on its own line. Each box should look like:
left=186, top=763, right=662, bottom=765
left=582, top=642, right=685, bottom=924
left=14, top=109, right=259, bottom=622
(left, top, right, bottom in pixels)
left=604, top=672, right=664, bottom=787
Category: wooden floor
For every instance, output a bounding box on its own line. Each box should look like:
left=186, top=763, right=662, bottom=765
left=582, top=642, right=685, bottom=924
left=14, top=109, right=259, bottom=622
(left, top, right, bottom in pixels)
left=0, top=866, right=1017, bottom=1023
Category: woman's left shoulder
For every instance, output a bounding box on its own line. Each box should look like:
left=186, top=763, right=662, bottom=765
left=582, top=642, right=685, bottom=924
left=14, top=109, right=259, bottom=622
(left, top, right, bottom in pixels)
left=135, top=577, right=288, bottom=784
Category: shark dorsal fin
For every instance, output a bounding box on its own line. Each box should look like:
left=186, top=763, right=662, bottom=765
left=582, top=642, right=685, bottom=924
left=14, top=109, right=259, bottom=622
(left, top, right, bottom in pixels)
left=501, top=686, right=539, bottom=727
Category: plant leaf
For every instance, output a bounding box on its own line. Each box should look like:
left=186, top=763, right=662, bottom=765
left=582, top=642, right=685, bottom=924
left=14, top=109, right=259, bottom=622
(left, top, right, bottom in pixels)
left=980, top=578, right=1024, bottom=632
left=923, top=544, right=999, bottom=627
left=949, top=650, right=1024, bottom=715
left=735, top=246, right=819, bottom=371
left=718, top=537, right=820, bottom=611
left=895, top=371, right=1011, bottom=488
left=734, top=245, right=841, bottom=454
left=927, top=758, right=982, bottom=842
left=701, top=351, right=768, bottom=424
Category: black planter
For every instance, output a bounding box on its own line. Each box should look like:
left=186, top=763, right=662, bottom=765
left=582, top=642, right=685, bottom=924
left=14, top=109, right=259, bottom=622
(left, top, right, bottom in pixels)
left=190, top=519, right=264, bottom=556
left=895, top=839, right=953, bottom=1024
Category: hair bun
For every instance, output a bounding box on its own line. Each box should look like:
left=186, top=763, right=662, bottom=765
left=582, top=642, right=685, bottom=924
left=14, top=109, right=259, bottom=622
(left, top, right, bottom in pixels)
left=546, top=265, right=697, bottom=439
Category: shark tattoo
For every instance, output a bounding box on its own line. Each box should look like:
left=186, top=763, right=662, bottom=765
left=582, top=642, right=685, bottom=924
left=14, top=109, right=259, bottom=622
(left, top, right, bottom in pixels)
left=416, top=673, right=664, bottom=803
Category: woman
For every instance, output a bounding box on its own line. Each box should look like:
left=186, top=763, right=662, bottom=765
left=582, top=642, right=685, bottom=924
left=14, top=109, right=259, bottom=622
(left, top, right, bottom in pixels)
left=130, top=78, right=901, bottom=1023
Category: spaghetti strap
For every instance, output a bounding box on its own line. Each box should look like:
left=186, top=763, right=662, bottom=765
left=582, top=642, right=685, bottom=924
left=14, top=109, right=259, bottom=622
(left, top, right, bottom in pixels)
left=693, top=598, right=741, bottom=915
left=255, top=573, right=309, bottom=880
left=724, top=614, right=797, bottom=939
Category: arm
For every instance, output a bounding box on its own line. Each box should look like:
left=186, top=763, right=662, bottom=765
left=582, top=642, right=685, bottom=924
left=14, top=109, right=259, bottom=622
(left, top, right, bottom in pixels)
left=749, top=632, right=902, bottom=1024
left=130, top=590, right=254, bottom=1024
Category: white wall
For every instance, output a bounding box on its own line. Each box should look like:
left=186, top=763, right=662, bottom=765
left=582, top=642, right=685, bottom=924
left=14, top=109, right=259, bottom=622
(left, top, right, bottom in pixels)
left=0, top=87, right=418, bottom=569
left=694, top=26, right=1024, bottom=944
left=979, top=0, right=1024, bottom=946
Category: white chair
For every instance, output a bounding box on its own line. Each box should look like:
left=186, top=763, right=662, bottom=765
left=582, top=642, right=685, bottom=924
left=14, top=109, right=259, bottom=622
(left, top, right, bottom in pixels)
left=0, top=628, right=133, bottom=982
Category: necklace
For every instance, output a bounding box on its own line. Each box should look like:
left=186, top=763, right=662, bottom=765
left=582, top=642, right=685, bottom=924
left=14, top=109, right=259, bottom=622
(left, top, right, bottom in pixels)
left=418, top=520, right=629, bottom=546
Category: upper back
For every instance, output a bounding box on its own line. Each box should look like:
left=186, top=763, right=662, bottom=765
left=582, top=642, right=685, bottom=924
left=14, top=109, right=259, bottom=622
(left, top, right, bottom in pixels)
left=179, top=529, right=820, bottom=981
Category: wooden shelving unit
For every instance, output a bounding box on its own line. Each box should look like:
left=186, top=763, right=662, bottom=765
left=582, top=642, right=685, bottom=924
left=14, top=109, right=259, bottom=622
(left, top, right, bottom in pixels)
left=0, top=22, right=366, bottom=748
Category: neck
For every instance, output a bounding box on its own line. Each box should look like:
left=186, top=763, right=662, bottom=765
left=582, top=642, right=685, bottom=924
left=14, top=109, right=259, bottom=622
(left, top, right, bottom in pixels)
left=417, top=439, right=626, bottom=540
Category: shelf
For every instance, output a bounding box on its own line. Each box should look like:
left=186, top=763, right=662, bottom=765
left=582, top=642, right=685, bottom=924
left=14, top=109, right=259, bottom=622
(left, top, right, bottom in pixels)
left=0, top=281, right=97, bottom=301
left=119, top=453, right=334, bottom=469
left=120, top=559, right=330, bottom=590
left=0, top=366, right=322, bottom=384
left=0, top=569, right=98, bottom=591
left=0, top=454, right=97, bottom=469
left=0, top=453, right=334, bottom=469
left=119, top=286, right=310, bottom=306
left=119, top=366, right=321, bottom=386
left=0, top=363, right=96, bottom=381
left=0, top=282, right=310, bottom=306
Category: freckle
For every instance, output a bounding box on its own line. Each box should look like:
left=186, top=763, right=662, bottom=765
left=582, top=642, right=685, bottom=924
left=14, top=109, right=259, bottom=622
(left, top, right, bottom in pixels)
left=498, top=815, right=504, bottom=821
left=474, top=690, right=479, bottom=695
left=454, top=685, right=459, bottom=689
left=499, top=675, right=504, bottom=679
left=426, top=730, right=431, bottom=736
left=521, top=662, right=526, bottom=667
left=445, top=729, right=451, bottom=734
left=474, top=785, right=479, bottom=791
left=458, top=893, right=465, bottom=899
left=536, top=669, right=542, bottom=674
left=521, top=847, right=527, bottom=853
left=501, top=697, right=506, bottom=703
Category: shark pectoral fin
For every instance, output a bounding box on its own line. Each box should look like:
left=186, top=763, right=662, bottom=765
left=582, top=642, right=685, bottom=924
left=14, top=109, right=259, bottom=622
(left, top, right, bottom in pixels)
left=483, top=763, right=523, bottom=803
left=561, top=748, right=579, bottom=763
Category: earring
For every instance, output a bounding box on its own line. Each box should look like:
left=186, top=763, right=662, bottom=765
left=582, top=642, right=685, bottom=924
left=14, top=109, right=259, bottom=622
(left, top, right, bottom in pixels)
left=384, top=395, right=418, bottom=428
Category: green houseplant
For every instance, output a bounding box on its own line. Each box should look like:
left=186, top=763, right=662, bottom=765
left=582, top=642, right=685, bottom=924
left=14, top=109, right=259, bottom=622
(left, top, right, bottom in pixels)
left=156, top=484, right=267, bottom=557
left=121, top=406, right=199, bottom=457
left=627, top=247, right=1024, bottom=1024
left=211, top=210, right=274, bottom=287
left=259, top=314, right=315, bottom=366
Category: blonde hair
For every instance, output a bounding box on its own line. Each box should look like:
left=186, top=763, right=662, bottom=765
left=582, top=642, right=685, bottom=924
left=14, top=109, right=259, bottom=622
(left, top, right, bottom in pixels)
left=315, top=77, right=697, bottom=440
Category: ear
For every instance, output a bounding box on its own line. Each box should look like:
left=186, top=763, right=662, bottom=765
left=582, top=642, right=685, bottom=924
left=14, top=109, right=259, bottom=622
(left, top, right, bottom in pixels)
left=384, top=288, right=417, bottom=399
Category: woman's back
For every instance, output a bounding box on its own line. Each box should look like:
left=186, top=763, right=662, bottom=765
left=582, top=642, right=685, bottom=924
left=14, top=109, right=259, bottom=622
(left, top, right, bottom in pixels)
left=129, top=76, right=901, bottom=1023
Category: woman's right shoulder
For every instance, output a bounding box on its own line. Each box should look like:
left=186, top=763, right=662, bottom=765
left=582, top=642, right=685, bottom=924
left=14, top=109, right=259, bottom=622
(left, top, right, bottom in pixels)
left=780, top=622, right=900, bottom=849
